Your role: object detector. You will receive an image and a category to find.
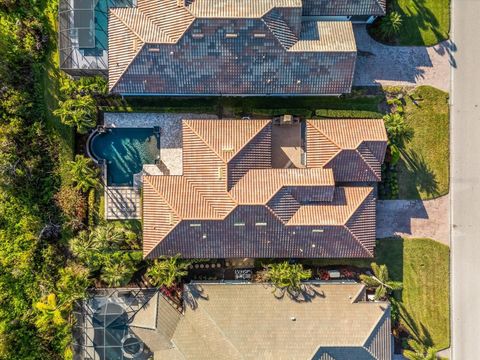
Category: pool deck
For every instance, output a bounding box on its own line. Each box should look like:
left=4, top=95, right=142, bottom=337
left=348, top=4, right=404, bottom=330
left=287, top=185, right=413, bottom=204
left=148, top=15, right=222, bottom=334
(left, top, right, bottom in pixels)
left=102, top=113, right=217, bottom=220
left=105, top=186, right=141, bottom=220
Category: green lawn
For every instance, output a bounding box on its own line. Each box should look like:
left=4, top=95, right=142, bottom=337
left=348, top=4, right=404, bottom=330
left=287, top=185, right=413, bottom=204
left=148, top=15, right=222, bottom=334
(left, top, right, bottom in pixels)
left=397, top=86, right=449, bottom=200
left=376, top=238, right=450, bottom=350
left=369, top=0, right=450, bottom=46
left=103, top=92, right=384, bottom=119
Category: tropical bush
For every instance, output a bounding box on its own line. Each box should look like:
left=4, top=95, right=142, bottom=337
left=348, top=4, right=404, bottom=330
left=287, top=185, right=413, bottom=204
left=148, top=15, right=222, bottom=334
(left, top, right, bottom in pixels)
left=379, top=11, right=403, bottom=39
left=65, top=155, right=100, bottom=192
left=264, top=261, right=312, bottom=298
left=70, top=223, right=143, bottom=286
left=55, top=185, right=87, bottom=230
left=56, top=265, right=91, bottom=311
left=360, top=262, right=403, bottom=300
left=100, top=257, right=137, bottom=287
left=403, top=339, right=437, bottom=360
left=146, top=254, right=191, bottom=288
left=60, top=76, right=108, bottom=98
left=54, top=95, right=98, bottom=134
left=383, top=113, right=414, bottom=148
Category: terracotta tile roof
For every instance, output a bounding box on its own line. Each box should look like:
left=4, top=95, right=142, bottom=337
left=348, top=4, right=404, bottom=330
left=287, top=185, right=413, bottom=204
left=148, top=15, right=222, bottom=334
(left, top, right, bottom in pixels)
left=185, top=0, right=302, bottom=18
left=108, top=0, right=358, bottom=95
left=143, top=119, right=382, bottom=258
left=231, top=168, right=335, bottom=204
left=168, top=283, right=392, bottom=360
left=288, top=187, right=373, bottom=225
left=306, top=119, right=387, bottom=182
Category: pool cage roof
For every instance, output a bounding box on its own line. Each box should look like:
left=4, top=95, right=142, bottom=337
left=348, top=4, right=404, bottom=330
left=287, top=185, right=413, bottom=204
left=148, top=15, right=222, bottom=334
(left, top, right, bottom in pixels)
left=59, top=0, right=135, bottom=76
left=72, top=288, right=158, bottom=360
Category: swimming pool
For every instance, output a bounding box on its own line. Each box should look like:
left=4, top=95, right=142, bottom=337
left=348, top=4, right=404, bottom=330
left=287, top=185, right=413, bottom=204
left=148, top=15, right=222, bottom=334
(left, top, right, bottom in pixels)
left=89, top=128, right=160, bottom=186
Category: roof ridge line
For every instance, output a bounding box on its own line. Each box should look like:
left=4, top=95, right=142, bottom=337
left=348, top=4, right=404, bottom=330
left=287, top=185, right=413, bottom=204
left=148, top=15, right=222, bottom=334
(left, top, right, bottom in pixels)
left=182, top=289, right=245, bottom=358
left=183, top=120, right=227, bottom=164
left=342, top=187, right=374, bottom=226
left=308, top=119, right=343, bottom=149
left=307, top=120, right=342, bottom=166
left=343, top=225, right=374, bottom=257
left=361, top=305, right=391, bottom=351
left=143, top=176, right=183, bottom=220
left=228, top=119, right=271, bottom=160
left=356, top=142, right=380, bottom=180
left=108, top=11, right=146, bottom=91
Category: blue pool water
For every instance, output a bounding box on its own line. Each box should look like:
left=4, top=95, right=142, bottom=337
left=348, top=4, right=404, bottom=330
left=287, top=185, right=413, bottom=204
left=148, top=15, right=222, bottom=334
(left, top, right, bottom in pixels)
left=90, top=128, right=160, bottom=186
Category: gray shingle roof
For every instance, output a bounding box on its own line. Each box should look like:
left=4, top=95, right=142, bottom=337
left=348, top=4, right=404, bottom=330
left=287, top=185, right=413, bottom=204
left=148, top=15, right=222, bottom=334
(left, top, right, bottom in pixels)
left=302, top=0, right=386, bottom=16
left=166, top=283, right=393, bottom=360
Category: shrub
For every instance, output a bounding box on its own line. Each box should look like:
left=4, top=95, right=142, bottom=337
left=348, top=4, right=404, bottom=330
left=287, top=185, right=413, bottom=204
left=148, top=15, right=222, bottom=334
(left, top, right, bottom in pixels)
left=87, top=188, right=96, bottom=228
left=56, top=264, right=91, bottom=309
left=53, top=95, right=97, bottom=134
left=100, top=257, right=137, bottom=287
left=315, top=109, right=382, bottom=118
left=146, top=254, right=190, bottom=288
left=264, top=261, right=312, bottom=298
left=379, top=11, right=403, bottom=40
left=65, top=155, right=100, bottom=193
left=55, top=185, right=87, bottom=230
left=383, top=113, right=414, bottom=148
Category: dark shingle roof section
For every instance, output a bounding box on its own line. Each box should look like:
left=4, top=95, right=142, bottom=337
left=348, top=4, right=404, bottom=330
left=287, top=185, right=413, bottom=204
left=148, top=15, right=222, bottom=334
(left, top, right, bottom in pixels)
left=108, top=0, right=357, bottom=95
left=302, top=0, right=386, bottom=16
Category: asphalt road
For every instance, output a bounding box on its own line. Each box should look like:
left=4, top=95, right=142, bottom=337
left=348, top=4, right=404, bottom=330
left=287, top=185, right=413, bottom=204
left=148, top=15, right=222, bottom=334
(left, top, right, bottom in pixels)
left=451, top=0, right=480, bottom=358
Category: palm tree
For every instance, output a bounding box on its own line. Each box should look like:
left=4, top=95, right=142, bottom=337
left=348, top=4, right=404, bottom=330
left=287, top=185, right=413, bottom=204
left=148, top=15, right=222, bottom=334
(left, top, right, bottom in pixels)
left=403, top=339, right=437, bottom=360
left=66, top=155, right=99, bottom=192
left=264, top=261, right=312, bottom=298
left=383, top=113, right=414, bottom=148
left=146, top=254, right=190, bottom=288
left=90, top=223, right=124, bottom=249
left=69, top=230, right=97, bottom=261
left=100, top=259, right=135, bottom=287
left=360, top=262, right=403, bottom=300
left=379, top=11, right=403, bottom=39
left=53, top=94, right=97, bottom=134
left=34, top=294, right=66, bottom=333
left=56, top=264, right=91, bottom=309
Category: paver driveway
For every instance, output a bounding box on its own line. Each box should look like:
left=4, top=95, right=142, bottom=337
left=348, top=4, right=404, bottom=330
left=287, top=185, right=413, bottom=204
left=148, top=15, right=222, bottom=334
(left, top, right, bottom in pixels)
left=376, top=195, right=450, bottom=245
left=353, top=25, right=454, bottom=92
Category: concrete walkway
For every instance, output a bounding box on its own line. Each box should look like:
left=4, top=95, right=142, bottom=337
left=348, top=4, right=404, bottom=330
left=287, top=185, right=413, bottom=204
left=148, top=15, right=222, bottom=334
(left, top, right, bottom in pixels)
left=376, top=195, right=450, bottom=246
left=353, top=25, right=454, bottom=92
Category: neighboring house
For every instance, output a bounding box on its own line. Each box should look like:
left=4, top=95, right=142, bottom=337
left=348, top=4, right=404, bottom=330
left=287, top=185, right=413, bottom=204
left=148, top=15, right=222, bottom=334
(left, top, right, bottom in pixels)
left=73, top=283, right=393, bottom=360
left=142, top=118, right=387, bottom=259
left=302, top=0, right=386, bottom=23
left=59, top=0, right=386, bottom=95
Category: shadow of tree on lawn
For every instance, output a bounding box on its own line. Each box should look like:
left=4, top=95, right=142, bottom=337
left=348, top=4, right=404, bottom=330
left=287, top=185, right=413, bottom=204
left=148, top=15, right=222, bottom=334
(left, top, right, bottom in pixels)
left=400, top=150, right=439, bottom=199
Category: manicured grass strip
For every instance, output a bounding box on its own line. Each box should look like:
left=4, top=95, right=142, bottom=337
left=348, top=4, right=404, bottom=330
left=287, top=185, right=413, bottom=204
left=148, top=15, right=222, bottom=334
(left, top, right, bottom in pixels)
left=376, top=238, right=450, bottom=350
left=397, top=86, right=449, bottom=200
left=368, top=0, right=450, bottom=46
left=391, top=0, right=450, bottom=46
